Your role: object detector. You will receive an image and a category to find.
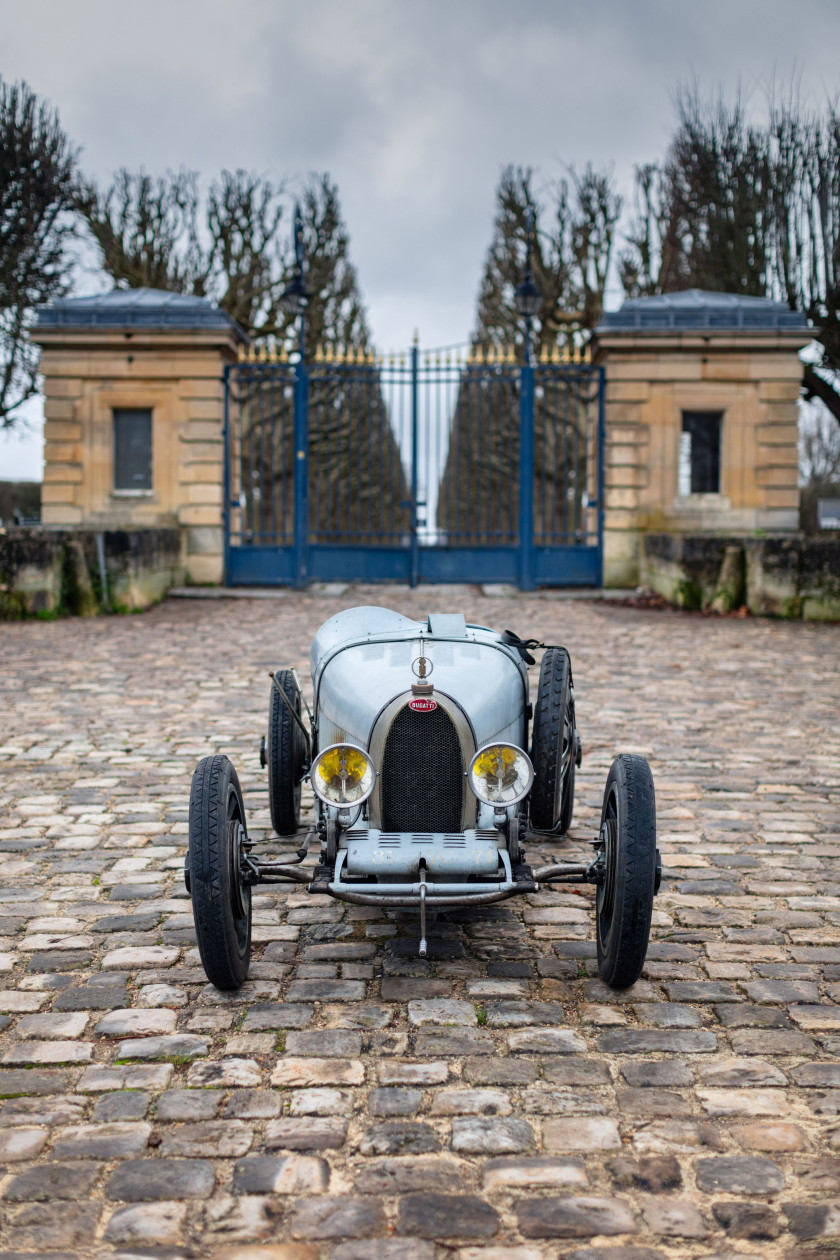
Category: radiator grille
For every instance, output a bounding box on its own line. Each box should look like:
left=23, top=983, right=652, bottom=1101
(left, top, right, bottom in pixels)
left=381, top=704, right=463, bottom=832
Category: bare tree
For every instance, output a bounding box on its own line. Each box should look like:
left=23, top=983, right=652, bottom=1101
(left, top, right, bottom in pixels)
left=203, top=169, right=286, bottom=337
left=620, top=86, right=769, bottom=298
left=440, top=165, right=618, bottom=536
left=76, top=168, right=371, bottom=356
left=75, top=167, right=284, bottom=331
left=766, top=91, right=840, bottom=422
left=75, top=168, right=207, bottom=294
left=800, top=395, right=840, bottom=484
left=621, top=82, right=840, bottom=425
left=474, top=164, right=622, bottom=356
left=296, top=174, right=370, bottom=357
left=0, top=77, right=76, bottom=429
left=215, top=175, right=408, bottom=538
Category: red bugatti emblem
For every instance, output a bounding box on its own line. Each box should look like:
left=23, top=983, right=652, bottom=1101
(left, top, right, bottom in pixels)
left=409, top=698, right=437, bottom=713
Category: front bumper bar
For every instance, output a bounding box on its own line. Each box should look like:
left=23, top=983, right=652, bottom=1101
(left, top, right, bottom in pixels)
left=319, top=848, right=536, bottom=907
left=319, top=848, right=536, bottom=957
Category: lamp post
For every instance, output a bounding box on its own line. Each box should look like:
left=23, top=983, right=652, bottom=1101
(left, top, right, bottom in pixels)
left=514, top=208, right=541, bottom=365
left=515, top=209, right=541, bottom=592
left=280, top=202, right=310, bottom=361
left=281, top=202, right=311, bottom=588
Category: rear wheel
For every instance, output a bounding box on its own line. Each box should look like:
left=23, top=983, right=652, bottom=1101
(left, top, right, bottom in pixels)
left=596, top=754, right=657, bottom=989
left=188, top=754, right=251, bottom=990
left=557, top=733, right=577, bottom=835
left=530, top=647, right=577, bottom=833
left=268, top=670, right=304, bottom=836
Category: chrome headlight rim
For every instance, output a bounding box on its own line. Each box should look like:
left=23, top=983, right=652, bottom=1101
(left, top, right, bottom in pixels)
left=309, top=742, right=377, bottom=807
left=467, top=741, right=534, bottom=806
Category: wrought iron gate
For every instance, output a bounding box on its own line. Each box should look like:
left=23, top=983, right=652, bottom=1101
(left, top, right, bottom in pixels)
left=224, top=345, right=604, bottom=589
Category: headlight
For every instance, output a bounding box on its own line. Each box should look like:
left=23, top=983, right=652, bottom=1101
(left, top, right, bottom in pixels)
left=468, top=742, right=534, bottom=806
left=310, top=743, right=376, bottom=807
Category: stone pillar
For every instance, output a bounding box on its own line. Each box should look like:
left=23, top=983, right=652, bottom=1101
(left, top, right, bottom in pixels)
left=592, top=292, right=811, bottom=587
left=32, top=291, right=244, bottom=584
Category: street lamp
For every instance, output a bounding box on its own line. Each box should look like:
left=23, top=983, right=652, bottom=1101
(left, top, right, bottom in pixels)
left=514, top=208, right=541, bottom=593
left=514, top=209, right=541, bottom=364
left=280, top=202, right=310, bottom=360
left=280, top=202, right=312, bottom=589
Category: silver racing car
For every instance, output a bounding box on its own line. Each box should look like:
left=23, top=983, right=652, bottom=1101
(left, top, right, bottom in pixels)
left=186, top=606, right=661, bottom=991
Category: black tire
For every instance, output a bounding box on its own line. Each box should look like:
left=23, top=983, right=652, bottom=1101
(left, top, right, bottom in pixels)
left=530, top=647, right=577, bottom=833
left=596, top=754, right=657, bottom=989
left=267, top=670, right=304, bottom=836
left=558, top=747, right=576, bottom=836
left=189, top=754, right=251, bottom=990
left=325, top=816, right=338, bottom=865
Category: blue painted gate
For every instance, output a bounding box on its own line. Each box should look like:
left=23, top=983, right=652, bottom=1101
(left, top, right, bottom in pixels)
left=224, top=345, right=604, bottom=589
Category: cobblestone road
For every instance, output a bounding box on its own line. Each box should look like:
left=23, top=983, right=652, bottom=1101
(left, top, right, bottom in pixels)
left=1, top=588, right=839, bottom=1260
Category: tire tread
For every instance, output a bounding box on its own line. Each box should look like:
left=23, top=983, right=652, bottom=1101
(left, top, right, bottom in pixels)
left=597, top=753, right=656, bottom=989
left=530, top=647, right=574, bottom=833
left=267, top=671, right=302, bottom=836
left=189, top=753, right=250, bottom=990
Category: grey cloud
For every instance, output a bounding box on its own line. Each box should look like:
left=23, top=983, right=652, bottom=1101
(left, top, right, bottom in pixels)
left=2, top=0, right=840, bottom=353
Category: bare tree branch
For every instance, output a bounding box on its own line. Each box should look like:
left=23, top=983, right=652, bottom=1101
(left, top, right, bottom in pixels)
left=0, top=77, right=77, bottom=429
left=76, top=168, right=371, bottom=357
left=803, top=363, right=840, bottom=425
left=621, top=82, right=840, bottom=423
left=75, top=168, right=206, bottom=293
left=474, top=163, right=621, bottom=355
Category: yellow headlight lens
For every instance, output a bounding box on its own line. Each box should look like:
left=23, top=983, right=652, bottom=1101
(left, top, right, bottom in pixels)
left=310, top=744, right=376, bottom=806
left=468, top=742, right=534, bottom=806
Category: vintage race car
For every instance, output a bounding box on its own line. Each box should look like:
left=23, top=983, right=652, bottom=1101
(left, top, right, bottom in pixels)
left=186, top=606, right=661, bottom=992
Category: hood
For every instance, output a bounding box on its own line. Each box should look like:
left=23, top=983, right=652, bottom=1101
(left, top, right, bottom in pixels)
left=312, top=606, right=529, bottom=754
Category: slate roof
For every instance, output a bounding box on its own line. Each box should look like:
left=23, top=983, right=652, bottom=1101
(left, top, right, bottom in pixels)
left=35, top=288, right=246, bottom=339
left=598, top=289, right=810, bottom=333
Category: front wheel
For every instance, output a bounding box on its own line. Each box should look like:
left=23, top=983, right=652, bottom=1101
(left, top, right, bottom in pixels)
left=188, top=754, right=252, bottom=990
left=596, top=754, right=657, bottom=990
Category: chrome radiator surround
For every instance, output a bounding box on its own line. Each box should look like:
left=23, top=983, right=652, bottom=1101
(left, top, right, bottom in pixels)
left=367, top=690, right=477, bottom=831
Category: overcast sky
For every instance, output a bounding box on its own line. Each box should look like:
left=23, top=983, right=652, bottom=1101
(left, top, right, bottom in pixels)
left=2, top=0, right=840, bottom=478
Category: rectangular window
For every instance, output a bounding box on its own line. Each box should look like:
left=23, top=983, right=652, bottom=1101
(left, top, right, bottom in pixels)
left=679, top=411, right=721, bottom=495
left=113, top=408, right=153, bottom=492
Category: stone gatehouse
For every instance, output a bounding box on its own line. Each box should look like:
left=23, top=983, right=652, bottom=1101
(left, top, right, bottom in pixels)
left=32, top=287, right=810, bottom=589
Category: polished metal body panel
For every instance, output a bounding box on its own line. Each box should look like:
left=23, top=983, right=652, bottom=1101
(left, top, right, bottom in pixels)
left=312, top=606, right=528, bottom=757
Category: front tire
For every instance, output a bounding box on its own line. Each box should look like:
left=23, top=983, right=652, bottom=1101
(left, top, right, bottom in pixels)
left=189, top=754, right=251, bottom=990
left=530, top=647, right=577, bottom=833
left=267, top=670, right=304, bottom=836
left=596, top=754, right=657, bottom=989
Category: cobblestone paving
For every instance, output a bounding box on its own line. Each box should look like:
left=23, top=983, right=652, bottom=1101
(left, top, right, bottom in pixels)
left=1, top=587, right=839, bottom=1260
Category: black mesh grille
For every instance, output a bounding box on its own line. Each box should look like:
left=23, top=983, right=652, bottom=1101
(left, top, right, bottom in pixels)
left=381, top=704, right=463, bottom=832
